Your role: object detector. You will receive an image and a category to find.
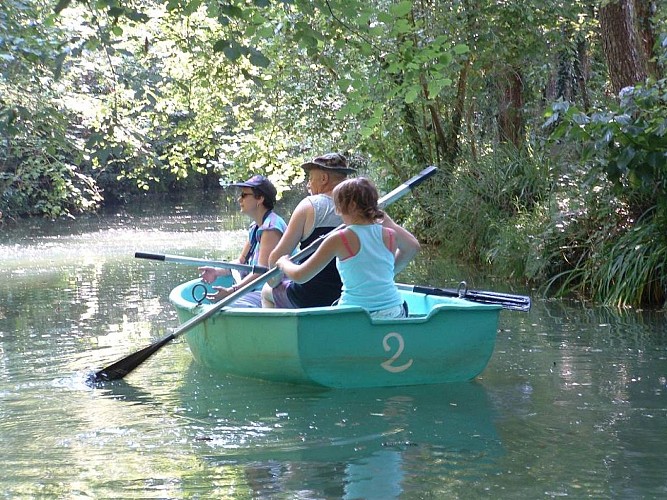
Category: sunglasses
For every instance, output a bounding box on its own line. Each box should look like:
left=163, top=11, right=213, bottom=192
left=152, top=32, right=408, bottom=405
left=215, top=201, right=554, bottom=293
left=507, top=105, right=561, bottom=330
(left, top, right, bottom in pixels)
left=239, top=192, right=255, bottom=199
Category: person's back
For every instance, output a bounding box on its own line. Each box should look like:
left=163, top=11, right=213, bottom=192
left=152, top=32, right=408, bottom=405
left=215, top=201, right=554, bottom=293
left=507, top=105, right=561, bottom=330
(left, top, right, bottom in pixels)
left=286, top=193, right=343, bottom=307
left=276, top=176, right=419, bottom=319
left=336, top=224, right=402, bottom=313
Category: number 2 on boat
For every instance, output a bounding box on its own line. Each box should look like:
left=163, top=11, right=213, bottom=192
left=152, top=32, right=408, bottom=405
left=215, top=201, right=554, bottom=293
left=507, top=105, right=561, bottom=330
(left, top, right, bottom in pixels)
left=381, top=332, right=413, bottom=373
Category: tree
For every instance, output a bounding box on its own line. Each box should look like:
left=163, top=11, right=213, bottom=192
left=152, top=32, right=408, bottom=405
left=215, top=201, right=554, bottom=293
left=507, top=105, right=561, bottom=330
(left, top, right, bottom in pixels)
left=599, top=0, right=657, bottom=94
left=0, top=0, right=102, bottom=219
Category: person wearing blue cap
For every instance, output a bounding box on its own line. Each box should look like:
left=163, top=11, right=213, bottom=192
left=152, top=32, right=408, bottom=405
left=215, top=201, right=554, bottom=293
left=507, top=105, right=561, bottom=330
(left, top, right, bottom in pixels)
left=199, top=174, right=287, bottom=307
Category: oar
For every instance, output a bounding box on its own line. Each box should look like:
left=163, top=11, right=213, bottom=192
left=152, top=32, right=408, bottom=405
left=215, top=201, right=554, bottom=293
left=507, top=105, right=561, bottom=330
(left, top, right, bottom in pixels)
left=134, top=252, right=269, bottom=274
left=396, top=282, right=531, bottom=312
left=90, top=165, right=437, bottom=382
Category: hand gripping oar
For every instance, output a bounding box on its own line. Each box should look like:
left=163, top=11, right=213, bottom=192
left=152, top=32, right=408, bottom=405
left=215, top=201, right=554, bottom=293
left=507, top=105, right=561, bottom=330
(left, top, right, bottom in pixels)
left=135, top=252, right=269, bottom=274
left=396, top=282, right=531, bottom=312
left=90, top=165, right=437, bottom=382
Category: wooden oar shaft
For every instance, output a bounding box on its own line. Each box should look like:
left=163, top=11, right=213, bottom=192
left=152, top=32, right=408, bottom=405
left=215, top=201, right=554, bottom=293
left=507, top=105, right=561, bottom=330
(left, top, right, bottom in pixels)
left=91, top=165, right=438, bottom=382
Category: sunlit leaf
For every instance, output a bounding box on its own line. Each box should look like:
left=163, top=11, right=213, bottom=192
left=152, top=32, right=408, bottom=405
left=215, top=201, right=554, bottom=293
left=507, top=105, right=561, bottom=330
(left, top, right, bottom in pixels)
left=453, top=44, right=469, bottom=55
left=391, top=19, right=412, bottom=35
left=427, top=78, right=451, bottom=97
left=404, top=85, right=420, bottom=104
left=337, top=79, right=353, bottom=92
left=389, top=1, right=412, bottom=17
left=359, top=41, right=374, bottom=56
left=184, top=0, right=204, bottom=15
left=377, top=12, right=393, bottom=23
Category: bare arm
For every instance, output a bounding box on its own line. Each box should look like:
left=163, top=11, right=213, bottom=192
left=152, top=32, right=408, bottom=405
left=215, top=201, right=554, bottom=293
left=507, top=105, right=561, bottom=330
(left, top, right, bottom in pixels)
left=382, top=214, right=420, bottom=274
left=276, top=233, right=342, bottom=284
left=268, top=199, right=312, bottom=267
left=205, top=229, right=282, bottom=302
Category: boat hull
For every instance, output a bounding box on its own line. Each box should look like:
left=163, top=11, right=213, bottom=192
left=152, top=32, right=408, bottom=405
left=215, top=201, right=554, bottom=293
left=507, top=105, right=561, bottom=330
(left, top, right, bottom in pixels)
left=169, top=278, right=501, bottom=388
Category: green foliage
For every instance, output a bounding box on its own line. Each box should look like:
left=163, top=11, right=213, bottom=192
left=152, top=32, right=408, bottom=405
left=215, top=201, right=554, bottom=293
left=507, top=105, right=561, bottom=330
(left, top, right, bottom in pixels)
left=0, top=0, right=103, bottom=218
left=546, top=78, right=667, bottom=219
left=0, top=82, right=103, bottom=218
left=591, top=212, right=666, bottom=307
left=427, top=147, right=554, bottom=271
left=3, top=0, right=666, bottom=307
left=542, top=200, right=666, bottom=307
left=538, top=74, right=667, bottom=306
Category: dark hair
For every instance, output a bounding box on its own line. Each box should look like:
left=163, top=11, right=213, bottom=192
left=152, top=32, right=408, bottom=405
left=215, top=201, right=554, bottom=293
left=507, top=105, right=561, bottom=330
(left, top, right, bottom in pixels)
left=252, top=187, right=275, bottom=210
left=333, top=177, right=385, bottom=222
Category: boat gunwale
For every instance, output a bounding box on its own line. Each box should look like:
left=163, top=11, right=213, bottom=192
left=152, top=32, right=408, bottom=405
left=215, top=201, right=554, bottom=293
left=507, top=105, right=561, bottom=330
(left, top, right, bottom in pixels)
left=169, top=278, right=502, bottom=325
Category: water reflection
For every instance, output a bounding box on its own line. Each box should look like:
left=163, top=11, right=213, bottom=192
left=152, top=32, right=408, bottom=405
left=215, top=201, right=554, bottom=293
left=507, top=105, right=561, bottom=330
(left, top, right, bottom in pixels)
left=487, top=298, right=667, bottom=497
left=95, top=365, right=502, bottom=498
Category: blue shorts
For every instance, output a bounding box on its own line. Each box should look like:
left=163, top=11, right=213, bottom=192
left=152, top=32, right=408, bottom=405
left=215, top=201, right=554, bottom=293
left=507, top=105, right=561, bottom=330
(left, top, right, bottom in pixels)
left=270, top=279, right=299, bottom=308
left=230, top=291, right=262, bottom=308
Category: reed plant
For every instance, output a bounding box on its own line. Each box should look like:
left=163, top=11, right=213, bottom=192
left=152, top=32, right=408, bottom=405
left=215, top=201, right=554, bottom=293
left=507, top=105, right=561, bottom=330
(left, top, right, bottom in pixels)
left=429, top=146, right=553, bottom=276
left=425, top=135, right=667, bottom=308
left=544, top=205, right=667, bottom=308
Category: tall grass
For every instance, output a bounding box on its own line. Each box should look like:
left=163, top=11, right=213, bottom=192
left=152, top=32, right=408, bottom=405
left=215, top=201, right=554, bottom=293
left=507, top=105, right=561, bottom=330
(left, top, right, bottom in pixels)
left=423, top=146, right=667, bottom=308
left=536, top=173, right=667, bottom=307
left=427, top=147, right=553, bottom=278
left=595, top=218, right=666, bottom=306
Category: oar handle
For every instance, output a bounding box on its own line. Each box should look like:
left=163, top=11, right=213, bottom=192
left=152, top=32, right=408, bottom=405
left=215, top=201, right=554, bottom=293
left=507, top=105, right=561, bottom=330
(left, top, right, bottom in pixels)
left=135, top=252, right=166, bottom=262
left=378, top=165, right=436, bottom=208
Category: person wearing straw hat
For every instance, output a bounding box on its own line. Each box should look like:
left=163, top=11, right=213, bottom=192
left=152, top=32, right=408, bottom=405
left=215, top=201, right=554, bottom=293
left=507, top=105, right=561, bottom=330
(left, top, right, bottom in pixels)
left=261, top=153, right=355, bottom=309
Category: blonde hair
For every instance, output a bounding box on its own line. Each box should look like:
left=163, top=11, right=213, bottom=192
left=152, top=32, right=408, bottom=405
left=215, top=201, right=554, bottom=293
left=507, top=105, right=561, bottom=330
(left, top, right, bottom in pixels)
left=333, top=177, right=385, bottom=222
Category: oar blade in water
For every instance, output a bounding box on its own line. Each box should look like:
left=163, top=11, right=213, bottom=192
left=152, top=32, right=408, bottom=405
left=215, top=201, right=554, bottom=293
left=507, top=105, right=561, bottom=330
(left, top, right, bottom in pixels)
left=90, top=333, right=175, bottom=382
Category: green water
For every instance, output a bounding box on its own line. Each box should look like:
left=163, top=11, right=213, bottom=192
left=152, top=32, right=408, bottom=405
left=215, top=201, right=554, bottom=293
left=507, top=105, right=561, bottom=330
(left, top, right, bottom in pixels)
left=1, top=194, right=666, bottom=498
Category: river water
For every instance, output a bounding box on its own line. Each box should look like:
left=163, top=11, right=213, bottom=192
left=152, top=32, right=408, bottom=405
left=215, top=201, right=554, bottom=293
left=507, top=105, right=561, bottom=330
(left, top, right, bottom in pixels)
left=1, top=193, right=666, bottom=498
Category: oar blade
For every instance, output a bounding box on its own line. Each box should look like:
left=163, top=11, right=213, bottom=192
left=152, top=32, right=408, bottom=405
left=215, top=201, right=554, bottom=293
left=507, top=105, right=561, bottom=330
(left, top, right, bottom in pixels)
left=90, top=333, right=175, bottom=383
left=400, top=284, right=531, bottom=312
left=462, top=290, right=531, bottom=311
left=462, top=295, right=531, bottom=311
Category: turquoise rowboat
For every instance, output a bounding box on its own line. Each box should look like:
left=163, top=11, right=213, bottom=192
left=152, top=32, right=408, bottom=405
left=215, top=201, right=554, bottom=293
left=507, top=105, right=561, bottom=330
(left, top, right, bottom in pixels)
left=168, top=276, right=502, bottom=388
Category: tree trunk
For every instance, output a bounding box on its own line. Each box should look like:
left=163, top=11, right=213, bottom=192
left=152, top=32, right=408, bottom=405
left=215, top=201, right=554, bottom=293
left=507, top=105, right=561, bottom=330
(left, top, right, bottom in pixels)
left=635, top=0, right=659, bottom=79
left=497, top=67, right=523, bottom=147
left=444, top=58, right=470, bottom=163
left=575, top=37, right=591, bottom=111
left=599, top=0, right=648, bottom=94
left=402, top=102, right=429, bottom=167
